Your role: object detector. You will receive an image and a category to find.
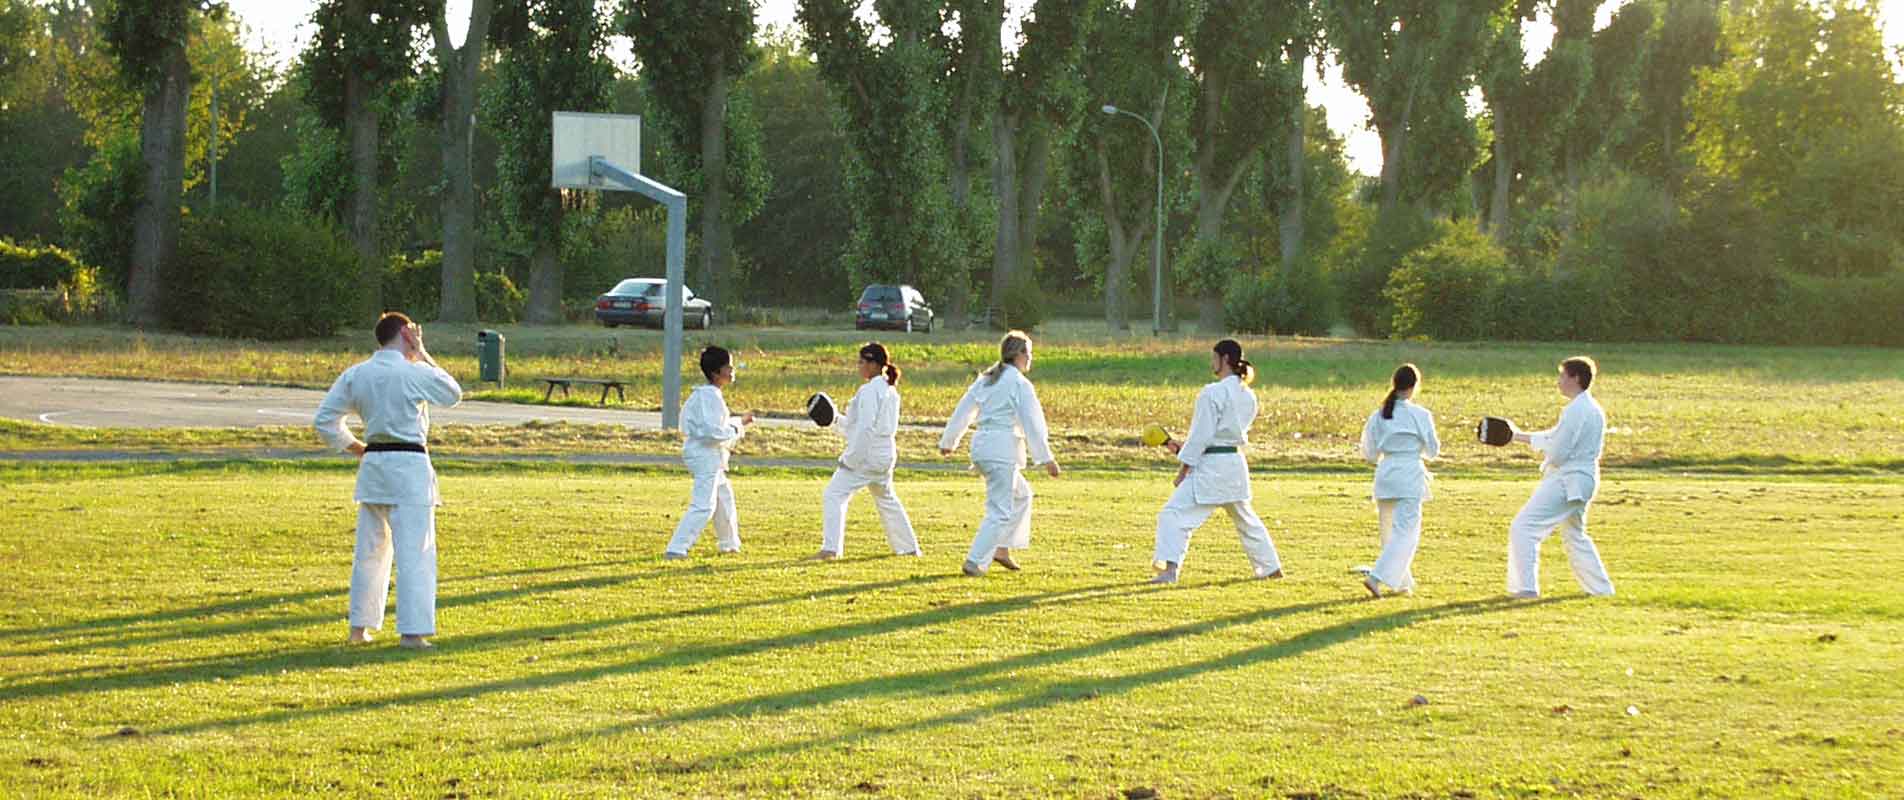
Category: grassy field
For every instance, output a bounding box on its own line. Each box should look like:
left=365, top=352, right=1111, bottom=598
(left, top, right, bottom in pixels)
left=2, top=461, right=1901, bottom=798
left=4, top=323, right=1903, bottom=471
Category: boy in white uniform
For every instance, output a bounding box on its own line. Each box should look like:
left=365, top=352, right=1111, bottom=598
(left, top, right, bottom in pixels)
left=314, top=312, right=463, bottom=649
left=815, top=342, right=920, bottom=559
left=940, top=330, right=1062, bottom=577
left=666, top=346, right=755, bottom=558
left=1150, top=339, right=1283, bottom=584
left=1507, top=356, right=1616, bottom=597
left=1357, top=363, right=1440, bottom=597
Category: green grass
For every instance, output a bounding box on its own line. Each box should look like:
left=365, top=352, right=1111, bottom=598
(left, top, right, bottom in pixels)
left=4, top=323, right=1904, bottom=472
left=2, top=462, right=1901, bottom=797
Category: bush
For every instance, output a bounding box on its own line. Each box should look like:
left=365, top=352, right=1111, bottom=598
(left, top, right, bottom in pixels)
left=1383, top=221, right=1512, bottom=341
left=1339, top=209, right=1436, bottom=338
left=382, top=250, right=442, bottom=319
left=998, top=271, right=1048, bottom=332
left=1, top=238, right=88, bottom=290
left=0, top=238, right=107, bottom=323
left=476, top=270, right=525, bottom=323
left=1224, top=258, right=1336, bottom=336
left=165, top=208, right=366, bottom=339
left=1780, top=271, right=1904, bottom=347
left=56, top=132, right=143, bottom=294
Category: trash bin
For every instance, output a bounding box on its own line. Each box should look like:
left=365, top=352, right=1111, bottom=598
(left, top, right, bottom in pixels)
left=477, top=329, right=506, bottom=386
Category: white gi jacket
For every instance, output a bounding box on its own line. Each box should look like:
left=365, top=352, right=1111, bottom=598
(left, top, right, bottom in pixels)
left=1360, top=399, right=1440, bottom=500
left=1177, top=375, right=1256, bottom=505
left=314, top=349, right=464, bottom=506
left=681, top=384, right=746, bottom=473
left=1528, top=389, right=1606, bottom=504
left=939, top=365, right=1054, bottom=468
left=837, top=376, right=900, bottom=474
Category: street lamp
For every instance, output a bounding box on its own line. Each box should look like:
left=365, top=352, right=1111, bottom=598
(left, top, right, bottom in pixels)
left=1102, top=103, right=1165, bottom=335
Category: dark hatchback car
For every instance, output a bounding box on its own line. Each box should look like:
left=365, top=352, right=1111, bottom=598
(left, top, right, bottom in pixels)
left=594, top=278, right=714, bottom=329
left=855, top=284, right=934, bottom=333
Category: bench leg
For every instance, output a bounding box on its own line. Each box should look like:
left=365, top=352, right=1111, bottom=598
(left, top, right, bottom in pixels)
left=543, top=383, right=555, bottom=402
left=599, top=384, right=611, bottom=406
left=616, top=385, right=626, bottom=404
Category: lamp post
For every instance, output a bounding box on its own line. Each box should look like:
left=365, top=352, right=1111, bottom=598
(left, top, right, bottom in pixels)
left=1102, top=104, right=1165, bottom=335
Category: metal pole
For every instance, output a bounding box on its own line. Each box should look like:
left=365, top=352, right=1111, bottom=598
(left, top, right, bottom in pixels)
left=1150, top=122, right=1163, bottom=336
left=208, top=83, right=218, bottom=209
left=589, top=156, right=688, bottom=429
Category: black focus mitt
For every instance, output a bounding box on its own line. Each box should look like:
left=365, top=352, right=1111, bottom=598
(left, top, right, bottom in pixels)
left=806, top=392, right=837, bottom=427
left=1477, top=416, right=1518, bottom=447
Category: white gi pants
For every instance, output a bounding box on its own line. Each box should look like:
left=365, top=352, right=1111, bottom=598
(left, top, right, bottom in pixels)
left=1152, top=479, right=1282, bottom=576
left=350, top=503, right=437, bottom=635
left=1507, top=475, right=1615, bottom=596
left=668, top=468, right=740, bottom=555
left=1369, top=498, right=1421, bottom=592
left=821, top=466, right=919, bottom=555
left=964, top=461, right=1033, bottom=567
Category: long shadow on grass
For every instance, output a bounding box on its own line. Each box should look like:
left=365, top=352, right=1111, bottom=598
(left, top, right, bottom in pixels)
left=703, top=595, right=1567, bottom=767
left=519, top=593, right=1367, bottom=750
left=3, top=555, right=846, bottom=660
left=141, top=579, right=1160, bottom=736
left=1, top=563, right=917, bottom=698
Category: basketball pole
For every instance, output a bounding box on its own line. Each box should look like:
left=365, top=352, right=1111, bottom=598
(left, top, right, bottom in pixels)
left=589, top=156, right=687, bottom=429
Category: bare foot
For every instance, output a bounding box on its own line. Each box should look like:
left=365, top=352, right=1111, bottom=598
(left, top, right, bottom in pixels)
left=663, top=551, right=689, bottom=561
left=1257, top=568, right=1284, bottom=580
left=809, top=550, right=840, bottom=561
left=961, top=560, right=985, bottom=578
left=1363, top=577, right=1382, bottom=599
left=398, top=635, right=434, bottom=650
left=992, top=550, right=1021, bottom=571
left=1149, top=570, right=1179, bottom=585
left=346, top=627, right=373, bottom=645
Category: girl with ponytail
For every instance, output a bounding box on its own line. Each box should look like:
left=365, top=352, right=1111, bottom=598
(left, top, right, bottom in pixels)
left=1148, top=339, right=1284, bottom=584
left=940, top=330, right=1061, bottom=577
left=1356, top=363, right=1440, bottom=597
left=814, top=342, right=920, bottom=560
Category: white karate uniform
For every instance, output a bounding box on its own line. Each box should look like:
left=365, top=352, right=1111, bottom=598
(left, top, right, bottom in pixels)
left=821, top=376, right=919, bottom=555
left=939, top=365, right=1053, bottom=569
left=313, top=348, right=463, bottom=636
left=1508, top=389, right=1616, bottom=596
left=667, top=384, right=746, bottom=555
left=1359, top=399, right=1440, bottom=592
left=1152, top=375, right=1282, bottom=577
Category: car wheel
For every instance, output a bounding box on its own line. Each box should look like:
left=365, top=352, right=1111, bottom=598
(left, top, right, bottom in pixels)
left=603, top=322, right=618, bottom=328
left=700, top=310, right=712, bottom=329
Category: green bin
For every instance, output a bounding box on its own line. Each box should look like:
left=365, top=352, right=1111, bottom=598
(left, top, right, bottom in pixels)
left=476, top=329, right=506, bottom=386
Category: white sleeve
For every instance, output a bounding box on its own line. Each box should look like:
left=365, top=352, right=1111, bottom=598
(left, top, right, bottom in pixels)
left=845, top=385, right=878, bottom=452
left=313, top=370, right=361, bottom=453
left=412, top=363, right=463, bottom=408
left=874, top=386, right=900, bottom=439
left=1419, top=408, right=1441, bottom=460
left=683, top=391, right=742, bottom=444
left=1359, top=411, right=1381, bottom=464
left=1017, top=379, right=1054, bottom=466
left=1176, top=387, right=1219, bottom=467
left=938, top=379, right=982, bottom=451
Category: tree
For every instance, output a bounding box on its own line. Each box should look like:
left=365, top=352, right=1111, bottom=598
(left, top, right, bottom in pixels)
left=429, top=0, right=495, bottom=323
left=798, top=0, right=959, bottom=305
left=1690, top=0, right=1904, bottom=277
left=98, top=0, right=221, bottom=326
left=299, top=0, right=429, bottom=293
left=624, top=0, right=767, bottom=310
left=935, top=0, right=1001, bottom=324
left=1555, top=0, right=1653, bottom=204
left=1628, top=0, right=1722, bottom=219
left=489, top=0, right=612, bottom=324
left=1477, top=0, right=1595, bottom=244
left=1325, top=0, right=1495, bottom=216
left=733, top=30, right=852, bottom=306
left=0, top=1, right=90, bottom=243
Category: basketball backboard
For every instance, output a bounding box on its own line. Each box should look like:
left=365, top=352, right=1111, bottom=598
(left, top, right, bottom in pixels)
left=552, top=112, right=641, bottom=189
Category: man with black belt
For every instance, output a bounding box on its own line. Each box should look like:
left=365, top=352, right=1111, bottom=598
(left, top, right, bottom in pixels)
left=314, top=312, right=463, bottom=649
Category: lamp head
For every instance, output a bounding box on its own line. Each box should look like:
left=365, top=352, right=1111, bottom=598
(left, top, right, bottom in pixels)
left=1101, top=104, right=1118, bottom=115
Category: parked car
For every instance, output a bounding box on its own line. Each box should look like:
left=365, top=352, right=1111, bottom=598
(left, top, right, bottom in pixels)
left=594, top=278, right=714, bottom=329
left=854, top=284, right=934, bottom=333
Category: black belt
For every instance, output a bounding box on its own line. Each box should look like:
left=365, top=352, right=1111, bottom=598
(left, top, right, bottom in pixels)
left=1203, top=445, right=1240, bottom=454
left=364, top=442, right=427, bottom=454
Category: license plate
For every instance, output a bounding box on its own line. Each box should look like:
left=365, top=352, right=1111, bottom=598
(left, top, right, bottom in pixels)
left=869, top=312, right=887, bottom=320
left=614, top=301, right=632, bottom=309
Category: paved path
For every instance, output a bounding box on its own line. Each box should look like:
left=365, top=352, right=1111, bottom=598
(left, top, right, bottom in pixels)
left=0, top=375, right=817, bottom=431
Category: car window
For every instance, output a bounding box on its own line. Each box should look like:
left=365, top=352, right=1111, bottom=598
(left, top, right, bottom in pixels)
left=642, top=282, right=663, bottom=297
left=860, top=286, right=901, bottom=302
left=611, top=279, right=642, bottom=295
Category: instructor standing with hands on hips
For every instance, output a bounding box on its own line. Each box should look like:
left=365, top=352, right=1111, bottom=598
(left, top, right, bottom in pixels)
left=314, top=312, right=464, bottom=650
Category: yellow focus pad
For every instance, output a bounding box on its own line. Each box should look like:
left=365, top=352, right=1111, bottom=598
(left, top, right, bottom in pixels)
left=1140, top=425, right=1169, bottom=447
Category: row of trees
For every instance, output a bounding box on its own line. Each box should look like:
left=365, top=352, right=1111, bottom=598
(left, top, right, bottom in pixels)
left=2, top=0, right=1901, bottom=341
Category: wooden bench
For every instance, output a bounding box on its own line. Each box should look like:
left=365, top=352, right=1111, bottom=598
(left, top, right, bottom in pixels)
left=539, top=377, right=628, bottom=406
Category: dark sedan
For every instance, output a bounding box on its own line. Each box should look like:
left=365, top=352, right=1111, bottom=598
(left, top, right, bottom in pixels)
left=594, top=278, right=714, bottom=329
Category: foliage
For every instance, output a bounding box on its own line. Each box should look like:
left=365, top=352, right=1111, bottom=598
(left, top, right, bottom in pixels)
left=278, top=109, right=351, bottom=219
left=56, top=131, right=144, bottom=293
left=0, top=237, right=91, bottom=289
left=559, top=204, right=668, bottom=303
left=382, top=249, right=441, bottom=319
left=1383, top=220, right=1511, bottom=341
left=0, top=237, right=103, bottom=323
left=998, top=270, right=1049, bottom=332
left=1174, top=236, right=1244, bottom=299
left=475, top=269, right=524, bottom=323
left=164, top=206, right=365, bottom=338
left=1338, top=208, right=1436, bottom=338
left=486, top=0, right=612, bottom=254
left=297, top=0, right=428, bottom=128
left=731, top=32, right=852, bottom=306
left=1223, top=257, right=1335, bottom=337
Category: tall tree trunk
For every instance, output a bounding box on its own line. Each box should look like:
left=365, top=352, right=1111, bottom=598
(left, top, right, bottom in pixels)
left=1489, top=129, right=1512, bottom=245
left=344, top=61, right=380, bottom=309
left=1093, top=141, right=1133, bottom=332
left=127, top=43, right=189, bottom=327
left=524, top=235, right=564, bottom=324
left=432, top=0, right=494, bottom=324
left=1014, top=123, right=1050, bottom=284
left=989, top=111, right=1019, bottom=320
left=1376, top=76, right=1422, bottom=216
left=947, top=119, right=974, bottom=327
left=1279, top=73, right=1305, bottom=272
left=699, top=57, right=729, bottom=307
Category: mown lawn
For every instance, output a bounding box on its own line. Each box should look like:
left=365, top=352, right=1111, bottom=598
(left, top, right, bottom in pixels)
left=2, top=462, right=1899, bottom=798
left=3, top=323, right=1903, bottom=471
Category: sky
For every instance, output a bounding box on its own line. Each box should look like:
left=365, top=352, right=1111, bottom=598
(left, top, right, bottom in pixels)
left=223, top=0, right=1904, bottom=176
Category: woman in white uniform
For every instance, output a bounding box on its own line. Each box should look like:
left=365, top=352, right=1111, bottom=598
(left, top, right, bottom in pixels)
left=1150, top=339, right=1283, bottom=584
left=939, top=330, right=1062, bottom=577
left=665, top=346, right=755, bottom=559
left=814, top=342, right=921, bottom=560
left=1357, top=363, right=1440, bottom=598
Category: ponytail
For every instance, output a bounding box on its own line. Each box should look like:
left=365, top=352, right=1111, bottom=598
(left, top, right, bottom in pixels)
left=859, top=341, right=902, bottom=386
left=1213, top=339, right=1254, bottom=384
left=883, top=363, right=901, bottom=385
left=1234, top=358, right=1255, bottom=385
left=983, top=330, right=1032, bottom=385
left=1383, top=363, right=1420, bottom=420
